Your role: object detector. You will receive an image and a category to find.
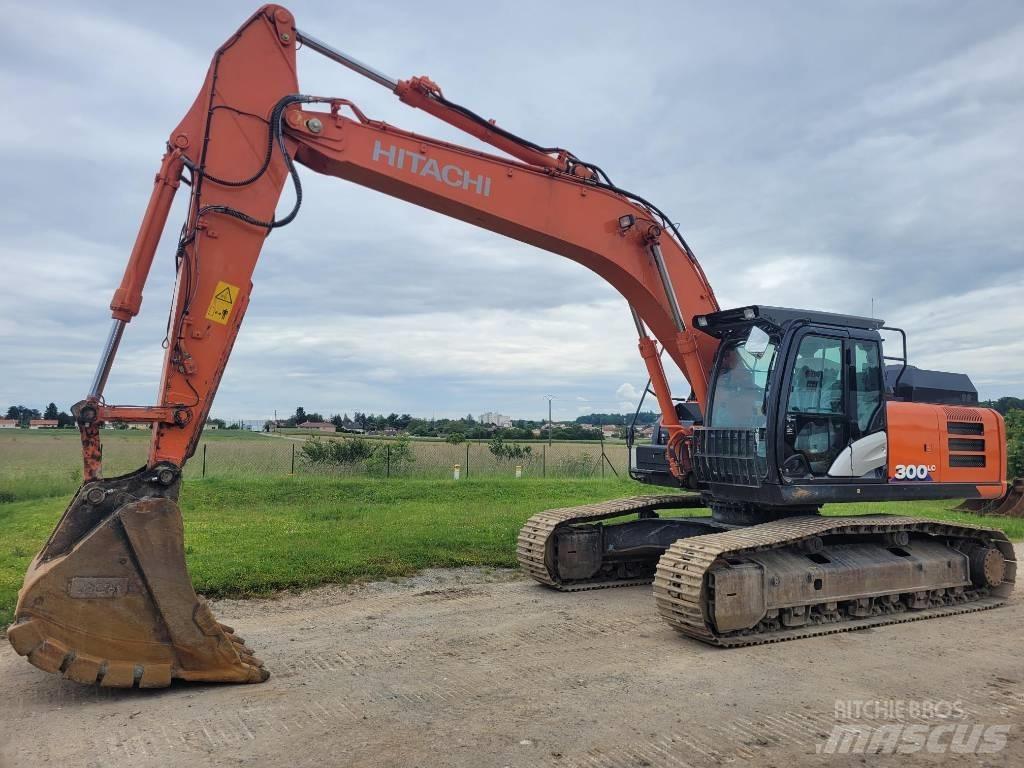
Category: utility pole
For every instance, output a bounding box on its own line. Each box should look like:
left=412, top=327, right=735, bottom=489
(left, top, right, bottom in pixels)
left=545, top=395, right=554, bottom=446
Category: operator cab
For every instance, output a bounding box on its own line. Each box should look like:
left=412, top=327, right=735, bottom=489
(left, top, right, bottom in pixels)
left=691, top=305, right=895, bottom=508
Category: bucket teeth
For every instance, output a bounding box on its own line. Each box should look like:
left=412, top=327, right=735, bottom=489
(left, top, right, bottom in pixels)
left=28, top=639, right=71, bottom=675
left=8, top=490, right=271, bottom=688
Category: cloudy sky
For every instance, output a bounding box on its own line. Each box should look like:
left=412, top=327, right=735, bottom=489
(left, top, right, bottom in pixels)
left=1, top=1, right=1022, bottom=423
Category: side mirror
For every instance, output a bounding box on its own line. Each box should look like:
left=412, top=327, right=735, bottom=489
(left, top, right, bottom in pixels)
left=743, top=325, right=770, bottom=357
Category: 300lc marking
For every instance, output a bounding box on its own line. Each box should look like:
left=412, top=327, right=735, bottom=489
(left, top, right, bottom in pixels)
left=893, top=464, right=936, bottom=481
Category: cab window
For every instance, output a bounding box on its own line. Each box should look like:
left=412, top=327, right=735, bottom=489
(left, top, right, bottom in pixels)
left=788, top=336, right=843, bottom=416
left=784, top=335, right=845, bottom=476
left=851, top=340, right=882, bottom=435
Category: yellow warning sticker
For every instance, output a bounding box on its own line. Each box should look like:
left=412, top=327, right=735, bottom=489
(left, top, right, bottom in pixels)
left=205, top=281, right=240, bottom=325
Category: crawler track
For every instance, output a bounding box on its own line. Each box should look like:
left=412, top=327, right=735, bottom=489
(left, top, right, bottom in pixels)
left=516, top=494, right=708, bottom=590
left=654, top=515, right=1016, bottom=646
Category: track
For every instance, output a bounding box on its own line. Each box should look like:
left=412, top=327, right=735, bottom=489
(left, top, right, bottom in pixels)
left=516, top=494, right=709, bottom=590
left=654, top=515, right=1017, bottom=646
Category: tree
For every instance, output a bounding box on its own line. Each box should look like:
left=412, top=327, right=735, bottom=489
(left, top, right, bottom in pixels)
left=44, top=402, right=59, bottom=420
left=5, top=405, right=40, bottom=426
left=445, top=432, right=465, bottom=444
left=1006, top=409, right=1024, bottom=479
left=984, top=397, right=1024, bottom=416
left=294, top=407, right=307, bottom=424
left=575, top=411, right=659, bottom=426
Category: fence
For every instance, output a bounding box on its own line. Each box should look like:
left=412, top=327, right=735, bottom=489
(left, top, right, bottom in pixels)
left=0, top=431, right=632, bottom=503
left=194, top=436, right=627, bottom=480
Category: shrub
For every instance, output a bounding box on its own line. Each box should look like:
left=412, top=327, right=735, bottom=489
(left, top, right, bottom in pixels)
left=488, top=436, right=533, bottom=464
left=366, top=437, right=416, bottom=476
left=300, top=436, right=377, bottom=467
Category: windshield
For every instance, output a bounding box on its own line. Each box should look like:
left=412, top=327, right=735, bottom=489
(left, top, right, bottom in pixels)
left=709, top=337, right=778, bottom=429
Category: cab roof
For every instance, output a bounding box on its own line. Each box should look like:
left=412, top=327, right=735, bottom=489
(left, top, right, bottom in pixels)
left=694, top=305, right=885, bottom=339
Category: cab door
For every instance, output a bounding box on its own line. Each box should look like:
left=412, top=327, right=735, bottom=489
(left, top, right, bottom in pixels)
left=780, top=332, right=849, bottom=477
left=778, top=329, right=886, bottom=480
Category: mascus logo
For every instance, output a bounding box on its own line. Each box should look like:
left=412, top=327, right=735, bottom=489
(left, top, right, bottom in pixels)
left=372, top=140, right=492, bottom=197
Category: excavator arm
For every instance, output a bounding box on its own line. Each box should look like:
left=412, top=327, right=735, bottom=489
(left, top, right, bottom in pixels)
left=9, top=5, right=719, bottom=687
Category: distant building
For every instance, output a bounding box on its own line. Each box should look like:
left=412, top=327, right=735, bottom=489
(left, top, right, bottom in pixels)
left=0, top=419, right=17, bottom=429
left=601, top=425, right=619, bottom=438
left=28, top=419, right=58, bottom=429
left=479, top=411, right=512, bottom=427
left=298, top=421, right=337, bottom=433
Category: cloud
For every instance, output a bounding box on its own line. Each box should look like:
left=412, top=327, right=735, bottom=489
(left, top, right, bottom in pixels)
left=1, top=0, right=1022, bottom=423
left=615, top=383, right=643, bottom=402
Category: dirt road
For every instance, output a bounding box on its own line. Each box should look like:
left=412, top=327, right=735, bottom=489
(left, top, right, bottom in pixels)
left=2, top=550, right=1022, bottom=768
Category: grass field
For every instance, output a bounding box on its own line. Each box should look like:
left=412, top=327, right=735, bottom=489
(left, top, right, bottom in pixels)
left=1, top=475, right=1022, bottom=629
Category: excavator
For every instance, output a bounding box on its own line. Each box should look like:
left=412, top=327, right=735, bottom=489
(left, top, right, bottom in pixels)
left=8, top=5, right=1016, bottom=687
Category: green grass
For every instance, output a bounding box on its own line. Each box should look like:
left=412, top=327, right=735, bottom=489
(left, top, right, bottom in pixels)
left=1, top=477, right=1021, bottom=629
left=0, top=477, right=645, bottom=626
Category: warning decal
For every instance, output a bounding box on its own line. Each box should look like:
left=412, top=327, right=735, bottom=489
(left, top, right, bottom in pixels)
left=205, top=280, right=240, bottom=325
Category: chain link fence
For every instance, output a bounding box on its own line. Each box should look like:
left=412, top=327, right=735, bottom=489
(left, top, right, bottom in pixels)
left=193, top=435, right=627, bottom=480
left=0, top=430, right=631, bottom=503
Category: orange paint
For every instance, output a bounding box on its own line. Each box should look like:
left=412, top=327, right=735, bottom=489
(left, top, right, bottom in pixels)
left=885, top=401, right=1005, bottom=497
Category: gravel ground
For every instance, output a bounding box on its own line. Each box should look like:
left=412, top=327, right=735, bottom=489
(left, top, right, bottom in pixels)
left=2, top=550, right=1022, bottom=768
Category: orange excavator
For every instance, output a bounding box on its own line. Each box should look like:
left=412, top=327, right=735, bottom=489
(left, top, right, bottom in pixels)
left=9, top=5, right=1016, bottom=687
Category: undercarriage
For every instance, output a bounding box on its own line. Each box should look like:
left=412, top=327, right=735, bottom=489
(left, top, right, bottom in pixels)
left=517, top=496, right=1016, bottom=646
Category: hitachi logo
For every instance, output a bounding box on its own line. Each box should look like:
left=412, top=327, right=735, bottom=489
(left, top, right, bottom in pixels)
left=372, top=140, right=492, bottom=197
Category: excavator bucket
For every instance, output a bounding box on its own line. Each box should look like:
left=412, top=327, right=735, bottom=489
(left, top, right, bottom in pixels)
left=990, top=478, right=1024, bottom=517
left=953, top=497, right=997, bottom=513
left=954, top=479, right=1024, bottom=517
left=7, top=467, right=267, bottom=687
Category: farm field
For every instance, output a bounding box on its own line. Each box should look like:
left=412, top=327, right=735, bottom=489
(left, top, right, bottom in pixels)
left=0, top=429, right=628, bottom=502
left=2, top=474, right=1022, bottom=629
